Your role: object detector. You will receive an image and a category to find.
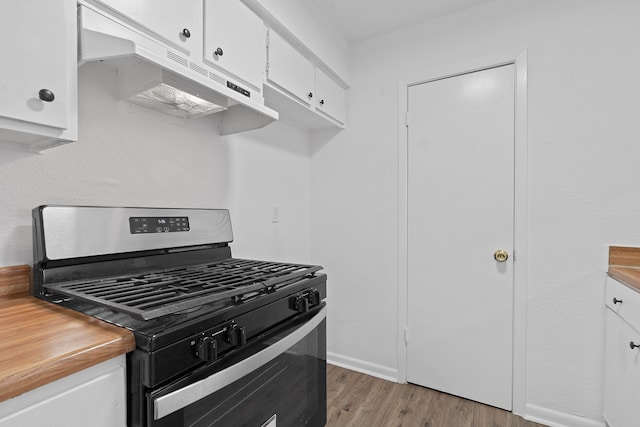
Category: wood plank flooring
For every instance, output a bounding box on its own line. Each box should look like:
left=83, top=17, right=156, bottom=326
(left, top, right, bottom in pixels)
left=327, top=364, right=546, bottom=427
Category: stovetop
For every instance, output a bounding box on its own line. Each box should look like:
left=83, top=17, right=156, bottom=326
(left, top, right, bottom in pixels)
left=45, top=258, right=322, bottom=321
left=54, top=271, right=326, bottom=351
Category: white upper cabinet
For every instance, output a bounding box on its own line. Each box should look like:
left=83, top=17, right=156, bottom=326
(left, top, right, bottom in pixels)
left=264, top=29, right=347, bottom=130
left=266, top=31, right=315, bottom=106
left=203, top=0, right=265, bottom=91
left=91, top=0, right=200, bottom=56
left=0, top=0, right=77, bottom=151
left=315, top=68, right=346, bottom=125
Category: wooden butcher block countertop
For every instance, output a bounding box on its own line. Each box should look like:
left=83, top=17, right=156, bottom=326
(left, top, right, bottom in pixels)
left=608, top=246, right=640, bottom=293
left=0, top=265, right=135, bottom=403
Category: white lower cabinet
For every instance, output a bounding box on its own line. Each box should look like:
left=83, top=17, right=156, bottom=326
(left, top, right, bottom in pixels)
left=604, top=277, right=640, bottom=427
left=0, top=356, right=127, bottom=427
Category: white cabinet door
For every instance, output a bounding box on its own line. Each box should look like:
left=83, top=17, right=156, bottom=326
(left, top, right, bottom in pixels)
left=606, top=276, right=640, bottom=328
left=203, top=0, right=265, bottom=90
left=315, top=68, right=346, bottom=124
left=91, top=0, right=200, bottom=54
left=604, top=310, right=640, bottom=427
left=0, top=357, right=127, bottom=427
left=0, top=0, right=74, bottom=132
left=266, top=30, right=315, bottom=106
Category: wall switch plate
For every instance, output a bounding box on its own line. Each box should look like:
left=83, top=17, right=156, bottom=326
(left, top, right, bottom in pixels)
left=271, top=205, right=280, bottom=223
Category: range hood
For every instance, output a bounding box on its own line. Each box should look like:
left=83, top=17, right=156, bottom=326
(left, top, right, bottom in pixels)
left=78, top=5, right=278, bottom=134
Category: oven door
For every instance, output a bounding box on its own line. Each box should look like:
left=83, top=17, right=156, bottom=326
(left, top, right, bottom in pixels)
left=148, top=305, right=326, bottom=427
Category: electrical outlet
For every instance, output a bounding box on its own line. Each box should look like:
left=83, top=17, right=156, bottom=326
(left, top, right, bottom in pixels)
left=271, top=205, right=280, bottom=223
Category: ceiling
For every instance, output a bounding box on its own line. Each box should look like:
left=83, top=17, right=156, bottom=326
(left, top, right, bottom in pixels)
left=308, top=0, right=496, bottom=44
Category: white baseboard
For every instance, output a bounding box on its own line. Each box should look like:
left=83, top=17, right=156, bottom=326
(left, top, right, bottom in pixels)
left=525, top=404, right=606, bottom=427
left=327, top=351, right=398, bottom=383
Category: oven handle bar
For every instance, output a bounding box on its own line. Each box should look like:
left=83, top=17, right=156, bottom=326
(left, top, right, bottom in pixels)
left=153, top=306, right=327, bottom=420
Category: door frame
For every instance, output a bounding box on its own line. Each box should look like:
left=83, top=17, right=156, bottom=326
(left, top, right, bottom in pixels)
left=397, top=50, right=528, bottom=415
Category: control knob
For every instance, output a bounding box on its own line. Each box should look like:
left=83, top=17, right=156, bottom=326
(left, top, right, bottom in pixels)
left=291, top=294, right=309, bottom=313
left=226, top=323, right=246, bottom=347
left=195, top=336, right=217, bottom=362
left=308, top=289, right=321, bottom=306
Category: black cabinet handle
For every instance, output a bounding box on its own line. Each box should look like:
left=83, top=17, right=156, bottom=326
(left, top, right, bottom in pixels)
left=38, top=89, right=55, bottom=102
left=320, top=99, right=325, bottom=106
left=214, top=47, right=224, bottom=57
left=613, top=297, right=623, bottom=304
left=630, top=341, right=640, bottom=350
left=182, top=28, right=191, bottom=38
left=308, top=92, right=313, bottom=99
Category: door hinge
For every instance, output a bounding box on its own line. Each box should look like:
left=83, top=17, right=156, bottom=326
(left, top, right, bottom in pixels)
left=265, top=32, right=270, bottom=74
left=404, top=327, right=409, bottom=344
left=405, top=111, right=409, bottom=127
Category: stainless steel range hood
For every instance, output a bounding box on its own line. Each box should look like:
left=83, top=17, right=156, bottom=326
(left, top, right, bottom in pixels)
left=78, top=4, right=278, bottom=134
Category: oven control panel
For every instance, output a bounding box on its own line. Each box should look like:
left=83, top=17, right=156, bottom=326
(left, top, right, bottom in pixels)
left=129, top=216, right=190, bottom=234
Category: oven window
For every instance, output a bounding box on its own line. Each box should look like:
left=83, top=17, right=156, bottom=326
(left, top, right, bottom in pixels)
left=150, top=316, right=326, bottom=427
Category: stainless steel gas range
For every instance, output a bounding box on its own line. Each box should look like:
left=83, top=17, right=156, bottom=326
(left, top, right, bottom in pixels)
left=31, top=206, right=327, bottom=427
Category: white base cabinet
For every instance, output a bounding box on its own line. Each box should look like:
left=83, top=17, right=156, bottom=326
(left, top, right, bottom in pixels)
left=604, top=276, right=640, bottom=427
left=0, top=357, right=127, bottom=427
left=0, top=0, right=77, bottom=151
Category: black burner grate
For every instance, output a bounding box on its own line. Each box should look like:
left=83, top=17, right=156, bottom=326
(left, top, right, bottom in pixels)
left=44, top=259, right=321, bottom=320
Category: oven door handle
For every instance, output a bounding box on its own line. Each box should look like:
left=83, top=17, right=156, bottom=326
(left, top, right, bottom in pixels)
left=153, top=306, right=327, bottom=420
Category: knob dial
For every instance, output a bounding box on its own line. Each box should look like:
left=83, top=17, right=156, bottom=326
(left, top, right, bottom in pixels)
left=38, top=89, right=55, bottom=102
left=291, top=294, right=310, bottom=313
left=195, top=336, right=217, bottom=362
left=308, top=289, right=321, bottom=306
left=226, top=323, right=246, bottom=347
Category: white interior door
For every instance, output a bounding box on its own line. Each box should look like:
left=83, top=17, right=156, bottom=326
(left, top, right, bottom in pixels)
left=406, top=64, right=515, bottom=410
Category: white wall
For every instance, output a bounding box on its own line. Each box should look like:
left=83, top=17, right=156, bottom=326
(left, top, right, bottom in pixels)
left=311, top=0, right=640, bottom=425
left=0, top=62, right=312, bottom=267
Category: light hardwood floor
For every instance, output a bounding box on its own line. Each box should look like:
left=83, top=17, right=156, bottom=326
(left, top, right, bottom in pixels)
left=327, top=364, right=546, bottom=427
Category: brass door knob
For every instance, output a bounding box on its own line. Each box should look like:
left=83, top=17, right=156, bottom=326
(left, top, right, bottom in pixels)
left=494, top=250, right=508, bottom=262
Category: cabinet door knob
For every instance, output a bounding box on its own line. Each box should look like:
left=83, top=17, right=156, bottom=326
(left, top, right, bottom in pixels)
left=214, top=47, right=224, bottom=57
left=182, top=28, right=191, bottom=38
left=631, top=342, right=640, bottom=350
left=613, top=297, right=623, bottom=304
left=308, top=92, right=313, bottom=99
left=38, top=89, right=55, bottom=102
left=320, top=99, right=325, bottom=106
